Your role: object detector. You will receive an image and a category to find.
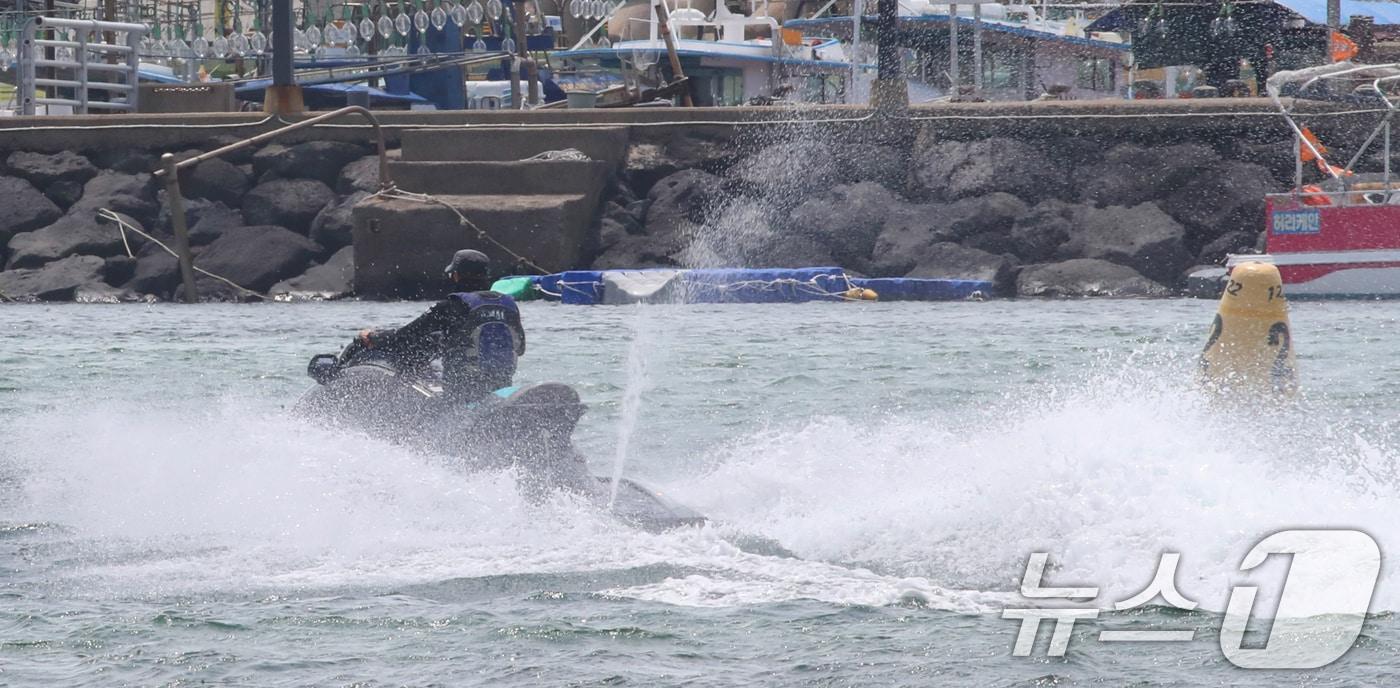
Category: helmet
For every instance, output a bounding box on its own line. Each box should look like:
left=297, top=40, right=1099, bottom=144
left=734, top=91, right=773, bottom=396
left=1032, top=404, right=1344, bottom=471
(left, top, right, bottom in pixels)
left=444, top=249, right=490, bottom=279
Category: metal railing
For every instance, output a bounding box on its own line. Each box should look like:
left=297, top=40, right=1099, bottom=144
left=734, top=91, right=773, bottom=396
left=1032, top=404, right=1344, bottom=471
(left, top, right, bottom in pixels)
left=1267, top=189, right=1400, bottom=208
left=18, top=16, right=146, bottom=115
left=153, top=105, right=393, bottom=303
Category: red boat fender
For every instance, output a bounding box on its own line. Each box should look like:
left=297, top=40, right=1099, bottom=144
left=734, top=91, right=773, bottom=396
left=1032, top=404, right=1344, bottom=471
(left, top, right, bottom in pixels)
left=1299, top=185, right=1331, bottom=206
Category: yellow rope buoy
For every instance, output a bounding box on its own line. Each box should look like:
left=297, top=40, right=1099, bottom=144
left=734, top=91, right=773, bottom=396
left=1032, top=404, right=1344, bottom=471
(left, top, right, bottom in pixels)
left=1200, top=261, right=1298, bottom=397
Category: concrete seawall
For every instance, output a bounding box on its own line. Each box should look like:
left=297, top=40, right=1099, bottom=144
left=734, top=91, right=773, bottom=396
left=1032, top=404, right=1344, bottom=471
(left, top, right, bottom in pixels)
left=0, top=99, right=1386, bottom=301
left=0, top=99, right=1376, bottom=151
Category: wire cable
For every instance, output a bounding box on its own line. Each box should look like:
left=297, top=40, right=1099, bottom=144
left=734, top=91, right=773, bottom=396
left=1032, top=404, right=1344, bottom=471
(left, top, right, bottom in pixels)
left=97, top=207, right=268, bottom=300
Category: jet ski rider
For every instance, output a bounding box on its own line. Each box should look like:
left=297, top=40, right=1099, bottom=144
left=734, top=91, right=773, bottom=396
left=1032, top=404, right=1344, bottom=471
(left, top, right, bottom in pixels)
left=352, top=249, right=526, bottom=402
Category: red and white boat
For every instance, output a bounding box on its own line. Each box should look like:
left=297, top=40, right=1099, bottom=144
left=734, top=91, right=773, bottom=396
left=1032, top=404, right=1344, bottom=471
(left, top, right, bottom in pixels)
left=1231, top=62, right=1400, bottom=298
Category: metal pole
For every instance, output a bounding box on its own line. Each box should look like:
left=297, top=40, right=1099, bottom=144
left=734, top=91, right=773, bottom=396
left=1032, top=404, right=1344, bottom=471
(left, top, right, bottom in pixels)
left=1294, top=132, right=1304, bottom=192
left=851, top=0, right=862, bottom=102
left=43, top=0, right=54, bottom=106
left=1327, top=0, right=1340, bottom=28
left=103, top=0, right=117, bottom=60
left=157, top=106, right=392, bottom=189
left=127, top=28, right=141, bottom=112
left=161, top=153, right=200, bottom=304
left=949, top=3, right=959, bottom=97
left=77, top=30, right=89, bottom=114
left=272, top=0, right=293, bottom=85
left=513, top=0, right=538, bottom=106
left=870, top=0, right=905, bottom=111
left=508, top=1, right=522, bottom=108
left=266, top=0, right=301, bottom=112
left=20, top=20, right=35, bottom=115
left=654, top=0, right=694, bottom=107
left=972, top=3, right=982, bottom=96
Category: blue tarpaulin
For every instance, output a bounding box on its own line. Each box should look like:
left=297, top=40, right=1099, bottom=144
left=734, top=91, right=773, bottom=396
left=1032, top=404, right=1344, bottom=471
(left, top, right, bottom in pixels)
left=137, top=68, right=187, bottom=84
left=1271, top=0, right=1400, bottom=25
left=532, top=268, right=993, bottom=305
left=1089, top=0, right=1400, bottom=31
left=235, top=79, right=429, bottom=107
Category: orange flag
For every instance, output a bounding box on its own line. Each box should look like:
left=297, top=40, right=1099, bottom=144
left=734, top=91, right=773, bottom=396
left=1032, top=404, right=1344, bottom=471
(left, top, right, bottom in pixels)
left=1299, top=127, right=1327, bottom=163
left=1330, top=31, right=1359, bottom=62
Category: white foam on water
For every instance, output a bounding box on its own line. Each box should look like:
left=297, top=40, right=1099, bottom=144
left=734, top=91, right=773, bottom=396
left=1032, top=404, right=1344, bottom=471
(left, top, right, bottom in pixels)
left=2, top=398, right=995, bottom=611
left=6, top=359, right=1397, bottom=614
left=668, top=363, right=1400, bottom=613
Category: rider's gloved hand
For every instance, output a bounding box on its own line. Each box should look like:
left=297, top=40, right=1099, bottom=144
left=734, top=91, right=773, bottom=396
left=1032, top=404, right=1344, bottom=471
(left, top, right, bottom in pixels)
left=341, top=329, right=383, bottom=364
left=358, top=329, right=397, bottom=349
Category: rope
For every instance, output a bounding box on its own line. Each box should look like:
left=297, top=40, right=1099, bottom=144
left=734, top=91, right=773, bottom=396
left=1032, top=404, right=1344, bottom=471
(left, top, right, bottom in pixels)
left=96, top=208, right=268, bottom=300
left=371, top=186, right=554, bottom=275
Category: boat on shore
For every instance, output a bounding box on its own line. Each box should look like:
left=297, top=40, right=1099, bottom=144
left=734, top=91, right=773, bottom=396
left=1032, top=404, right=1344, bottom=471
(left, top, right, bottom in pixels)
left=1225, top=62, right=1400, bottom=298
left=555, top=0, right=855, bottom=106
left=787, top=1, right=1131, bottom=103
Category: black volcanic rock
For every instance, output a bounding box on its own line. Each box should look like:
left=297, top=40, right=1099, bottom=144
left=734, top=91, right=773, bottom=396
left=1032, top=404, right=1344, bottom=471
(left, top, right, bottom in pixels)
left=195, top=224, right=318, bottom=292
left=309, top=192, right=366, bottom=253
left=0, top=176, right=62, bottom=247
left=5, top=150, right=98, bottom=187
left=269, top=246, right=354, bottom=299
left=6, top=214, right=128, bottom=269
left=904, top=242, right=1017, bottom=294
left=1074, top=143, right=1219, bottom=208
left=1058, top=203, right=1192, bottom=285
left=914, top=137, right=1065, bottom=202
left=0, top=254, right=107, bottom=301
left=182, top=158, right=251, bottom=206
left=241, top=178, right=336, bottom=234
left=1017, top=258, right=1170, bottom=297
left=255, top=141, right=368, bottom=186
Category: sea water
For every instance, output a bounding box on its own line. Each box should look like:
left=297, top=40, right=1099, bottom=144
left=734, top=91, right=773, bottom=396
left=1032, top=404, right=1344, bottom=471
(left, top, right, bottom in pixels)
left=1, top=299, right=1399, bottom=685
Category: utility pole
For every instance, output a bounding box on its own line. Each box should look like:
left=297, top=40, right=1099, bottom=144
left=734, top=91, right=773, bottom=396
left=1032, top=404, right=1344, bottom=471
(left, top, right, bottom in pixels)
left=266, top=0, right=303, bottom=113
left=869, top=0, right=907, bottom=112
left=102, top=0, right=117, bottom=60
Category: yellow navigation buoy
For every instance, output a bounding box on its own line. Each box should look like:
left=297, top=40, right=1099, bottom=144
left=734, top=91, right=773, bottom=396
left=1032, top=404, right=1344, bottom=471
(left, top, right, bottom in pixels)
left=1200, top=261, right=1298, bottom=396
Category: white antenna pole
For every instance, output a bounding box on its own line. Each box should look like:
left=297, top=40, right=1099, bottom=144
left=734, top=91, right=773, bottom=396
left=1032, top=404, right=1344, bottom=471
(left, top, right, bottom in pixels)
left=853, top=0, right=863, bottom=101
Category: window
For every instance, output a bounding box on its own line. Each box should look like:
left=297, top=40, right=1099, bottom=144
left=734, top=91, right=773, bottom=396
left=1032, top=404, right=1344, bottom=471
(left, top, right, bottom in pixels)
left=981, top=52, right=1021, bottom=89
left=720, top=74, right=743, bottom=106
left=800, top=74, right=845, bottom=104
left=1076, top=58, right=1115, bottom=91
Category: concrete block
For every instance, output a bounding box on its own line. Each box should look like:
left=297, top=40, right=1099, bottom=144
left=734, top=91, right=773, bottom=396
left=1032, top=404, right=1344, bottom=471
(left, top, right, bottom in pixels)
left=352, top=193, right=594, bottom=298
left=138, top=84, right=236, bottom=113
left=399, top=126, right=630, bottom=164
left=387, top=159, right=611, bottom=197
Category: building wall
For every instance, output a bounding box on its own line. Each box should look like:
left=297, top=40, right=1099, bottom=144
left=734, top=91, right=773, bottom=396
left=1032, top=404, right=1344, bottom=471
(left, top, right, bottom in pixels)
left=1033, top=41, right=1125, bottom=100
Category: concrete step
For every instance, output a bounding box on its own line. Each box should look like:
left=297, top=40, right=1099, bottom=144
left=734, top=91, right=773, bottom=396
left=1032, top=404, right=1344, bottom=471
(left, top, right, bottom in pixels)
left=353, top=193, right=597, bottom=298
left=387, top=159, right=611, bottom=197
left=399, top=126, right=630, bottom=164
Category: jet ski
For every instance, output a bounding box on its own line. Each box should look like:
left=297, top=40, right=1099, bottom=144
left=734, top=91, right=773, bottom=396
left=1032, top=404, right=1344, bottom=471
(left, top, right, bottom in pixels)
left=292, top=342, right=707, bottom=533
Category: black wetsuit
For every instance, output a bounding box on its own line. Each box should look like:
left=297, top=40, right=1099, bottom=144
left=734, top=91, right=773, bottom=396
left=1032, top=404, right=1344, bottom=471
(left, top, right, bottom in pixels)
left=364, top=291, right=526, bottom=401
